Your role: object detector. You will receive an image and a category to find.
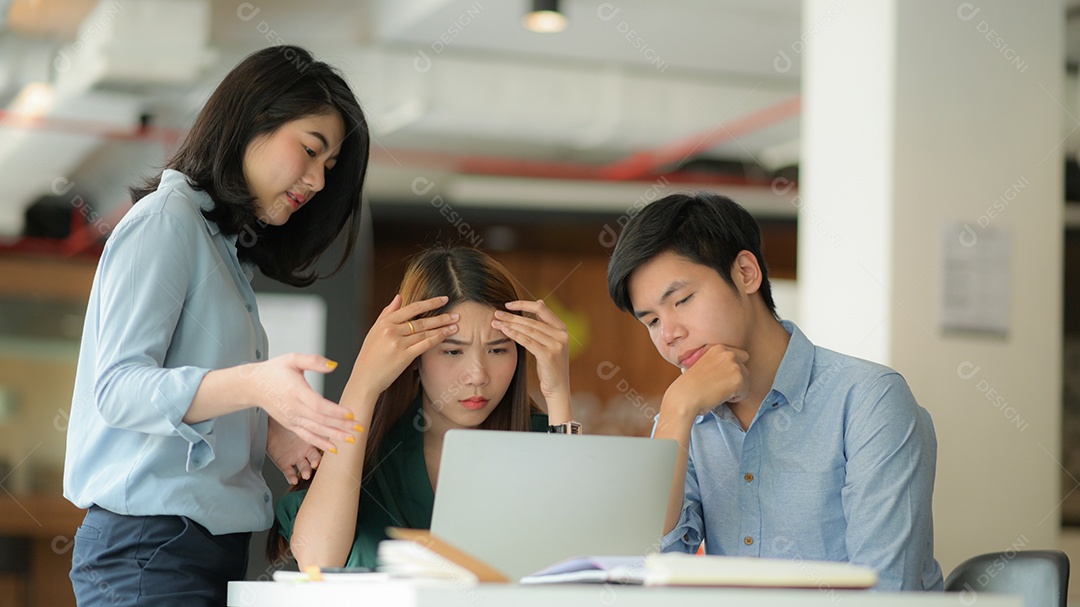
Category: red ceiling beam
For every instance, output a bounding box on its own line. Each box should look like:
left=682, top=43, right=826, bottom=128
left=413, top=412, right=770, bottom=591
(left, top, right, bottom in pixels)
left=598, top=95, right=801, bottom=180
left=380, top=95, right=801, bottom=183
left=2, top=95, right=801, bottom=185
left=0, top=95, right=801, bottom=258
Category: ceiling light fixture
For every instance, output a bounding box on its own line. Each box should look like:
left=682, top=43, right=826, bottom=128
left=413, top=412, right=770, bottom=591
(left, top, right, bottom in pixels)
left=10, top=82, right=55, bottom=119
left=523, top=0, right=568, bottom=34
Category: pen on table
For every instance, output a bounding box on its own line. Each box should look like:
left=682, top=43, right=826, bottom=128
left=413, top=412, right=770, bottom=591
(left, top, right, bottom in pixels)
left=299, top=565, right=377, bottom=581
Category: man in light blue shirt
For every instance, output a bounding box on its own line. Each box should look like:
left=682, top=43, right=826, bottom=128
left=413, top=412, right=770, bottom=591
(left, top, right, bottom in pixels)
left=606, top=192, right=943, bottom=591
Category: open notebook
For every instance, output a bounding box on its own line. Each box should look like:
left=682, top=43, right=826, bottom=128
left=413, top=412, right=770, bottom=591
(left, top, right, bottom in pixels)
left=523, top=553, right=878, bottom=588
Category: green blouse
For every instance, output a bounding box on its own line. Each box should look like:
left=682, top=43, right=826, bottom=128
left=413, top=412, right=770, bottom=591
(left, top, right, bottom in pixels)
left=274, top=397, right=548, bottom=568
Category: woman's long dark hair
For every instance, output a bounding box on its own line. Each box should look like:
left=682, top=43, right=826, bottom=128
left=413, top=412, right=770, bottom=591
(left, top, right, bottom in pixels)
left=267, top=246, right=535, bottom=563
left=131, top=45, right=369, bottom=286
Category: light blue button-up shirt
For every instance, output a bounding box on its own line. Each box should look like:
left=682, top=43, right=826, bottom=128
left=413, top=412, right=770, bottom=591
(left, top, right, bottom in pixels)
left=64, top=170, right=273, bottom=535
left=659, top=321, right=943, bottom=591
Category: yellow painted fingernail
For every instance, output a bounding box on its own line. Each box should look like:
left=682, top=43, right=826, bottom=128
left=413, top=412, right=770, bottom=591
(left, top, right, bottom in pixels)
left=328, top=446, right=338, bottom=454
left=326, top=360, right=338, bottom=370
left=345, top=435, right=355, bottom=444
left=354, top=424, right=366, bottom=432
left=344, top=412, right=355, bottom=420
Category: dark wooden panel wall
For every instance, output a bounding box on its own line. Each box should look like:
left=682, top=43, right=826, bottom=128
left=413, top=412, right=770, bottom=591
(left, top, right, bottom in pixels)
left=370, top=206, right=797, bottom=437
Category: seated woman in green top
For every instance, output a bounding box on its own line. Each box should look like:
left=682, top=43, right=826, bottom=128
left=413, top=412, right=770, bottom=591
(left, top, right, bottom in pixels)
left=268, top=246, right=575, bottom=569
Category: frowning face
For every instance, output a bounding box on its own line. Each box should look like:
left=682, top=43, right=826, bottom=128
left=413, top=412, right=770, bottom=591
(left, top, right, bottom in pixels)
left=418, top=301, right=519, bottom=431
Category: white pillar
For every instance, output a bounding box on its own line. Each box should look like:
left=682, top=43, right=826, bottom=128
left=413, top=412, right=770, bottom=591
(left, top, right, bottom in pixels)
left=800, top=0, right=1064, bottom=575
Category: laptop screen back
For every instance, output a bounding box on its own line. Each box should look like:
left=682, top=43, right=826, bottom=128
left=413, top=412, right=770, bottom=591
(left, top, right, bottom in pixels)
left=430, top=430, right=677, bottom=581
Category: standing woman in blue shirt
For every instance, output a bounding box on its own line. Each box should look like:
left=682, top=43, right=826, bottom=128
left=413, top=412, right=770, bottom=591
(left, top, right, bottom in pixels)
left=64, top=45, right=369, bottom=607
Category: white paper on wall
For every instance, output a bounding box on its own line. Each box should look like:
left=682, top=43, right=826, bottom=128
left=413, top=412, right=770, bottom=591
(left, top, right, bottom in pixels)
left=940, top=223, right=1010, bottom=337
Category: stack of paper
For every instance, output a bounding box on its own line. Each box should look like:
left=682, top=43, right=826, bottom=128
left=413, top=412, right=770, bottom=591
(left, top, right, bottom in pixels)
left=376, top=528, right=510, bottom=584
left=378, top=539, right=481, bottom=584
left=644, top=553, right=877, bottom=588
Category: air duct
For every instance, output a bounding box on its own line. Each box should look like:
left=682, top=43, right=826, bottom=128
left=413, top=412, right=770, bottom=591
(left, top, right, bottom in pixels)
left=53, top=0, right=216, bottom=96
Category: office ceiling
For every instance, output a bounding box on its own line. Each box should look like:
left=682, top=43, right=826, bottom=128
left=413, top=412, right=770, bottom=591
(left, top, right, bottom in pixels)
left=0, top=0, right=808, bottom=238
left=0, top=0, right=1076, bottom=240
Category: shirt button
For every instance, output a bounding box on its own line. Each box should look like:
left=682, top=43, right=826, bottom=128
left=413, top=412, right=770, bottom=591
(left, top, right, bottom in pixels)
left=193, top=458, right=201, bottom=467
left=744, top=473, right=754, bottom=483
left=744, top=536, right=754, bottom=546
left=246, top=303, right=253, bottom=312
left=264, top=493, right=270, bottom=503
left=256, top=350, right=262, bottom=359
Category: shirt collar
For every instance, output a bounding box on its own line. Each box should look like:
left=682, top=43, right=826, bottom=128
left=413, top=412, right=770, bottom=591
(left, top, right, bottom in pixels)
left=769, top=320, right=814, bottom=412
left=160, top=169, right=256, bottom=281
left=694, top=319, right=815, bottom=424
left=160, top=169, right=221, bottom=237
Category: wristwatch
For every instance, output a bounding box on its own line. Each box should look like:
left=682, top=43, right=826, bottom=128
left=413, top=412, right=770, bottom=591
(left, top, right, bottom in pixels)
left=548, top=420, right=582, bottom=435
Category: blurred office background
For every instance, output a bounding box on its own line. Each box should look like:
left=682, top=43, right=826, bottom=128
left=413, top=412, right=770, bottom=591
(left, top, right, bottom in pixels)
left=0, top=0, right=1076, bottom=604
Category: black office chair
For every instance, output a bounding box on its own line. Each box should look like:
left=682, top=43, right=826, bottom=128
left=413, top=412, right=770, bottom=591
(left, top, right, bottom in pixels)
left=0, top=536, right=30, bottom=607
left=944, top=550, right=1069, bottom=607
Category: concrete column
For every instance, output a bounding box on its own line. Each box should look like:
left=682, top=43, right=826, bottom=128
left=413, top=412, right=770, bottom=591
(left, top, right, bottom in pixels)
left=799, top=0, right=1064, bottom=574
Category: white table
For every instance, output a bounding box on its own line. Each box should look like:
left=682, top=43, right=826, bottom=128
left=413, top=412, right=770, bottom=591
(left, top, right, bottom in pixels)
left=228, top=580, right=1022, bottom=607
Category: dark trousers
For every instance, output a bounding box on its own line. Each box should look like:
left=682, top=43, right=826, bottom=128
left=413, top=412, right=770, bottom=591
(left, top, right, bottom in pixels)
left=70, top=505, right=251, bottom=607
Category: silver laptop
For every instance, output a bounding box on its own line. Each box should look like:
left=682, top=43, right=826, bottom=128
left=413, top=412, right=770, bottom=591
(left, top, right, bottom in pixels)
left=429, top=429, right=677, bottom=581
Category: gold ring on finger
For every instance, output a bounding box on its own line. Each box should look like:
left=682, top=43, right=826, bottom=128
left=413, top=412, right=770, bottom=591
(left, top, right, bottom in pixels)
left=407, top=320, right=416, bottom=335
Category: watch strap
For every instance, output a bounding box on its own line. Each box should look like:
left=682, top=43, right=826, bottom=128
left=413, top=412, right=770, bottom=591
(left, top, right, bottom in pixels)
left=548, top=420, right=582, bottom=434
